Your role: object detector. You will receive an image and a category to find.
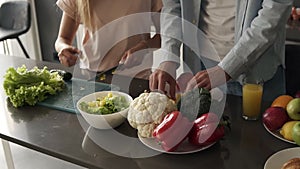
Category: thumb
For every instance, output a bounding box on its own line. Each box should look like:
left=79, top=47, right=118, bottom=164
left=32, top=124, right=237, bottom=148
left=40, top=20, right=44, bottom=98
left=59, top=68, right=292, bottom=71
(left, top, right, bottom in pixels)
left=119, top=52, right=128, bottom=64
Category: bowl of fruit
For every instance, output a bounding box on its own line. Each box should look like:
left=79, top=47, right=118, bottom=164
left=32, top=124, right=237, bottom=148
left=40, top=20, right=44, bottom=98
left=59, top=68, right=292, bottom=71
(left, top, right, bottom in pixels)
left=263, top=94, right=300, bottom=145
left=77, top=91, right=133, bottom=129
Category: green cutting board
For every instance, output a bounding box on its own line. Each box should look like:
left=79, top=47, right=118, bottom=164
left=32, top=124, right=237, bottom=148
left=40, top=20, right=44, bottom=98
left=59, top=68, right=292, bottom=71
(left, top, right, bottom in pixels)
left=37, top=78, right=112, bottom=114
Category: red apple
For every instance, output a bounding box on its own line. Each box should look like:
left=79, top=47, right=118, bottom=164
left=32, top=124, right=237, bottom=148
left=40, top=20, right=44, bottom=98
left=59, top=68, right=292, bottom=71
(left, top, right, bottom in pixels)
left=263, top=107, right=289, bottom=131
left=295, top=90, right=300, bottom=98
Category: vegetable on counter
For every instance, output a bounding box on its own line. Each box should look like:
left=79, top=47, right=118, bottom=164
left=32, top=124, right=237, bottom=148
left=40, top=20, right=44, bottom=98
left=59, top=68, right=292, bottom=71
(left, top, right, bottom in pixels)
left=152, top=111, right=193, bottom=152
left=177, top=87, right=211, bottom=121
left=79, top=92, right=129, bottom=115
left=127, top=92, right=177, bottom=138
left=152, top=111, right=230, bottom=152
left=3, top=65, right=65, bottom=107
left=188, top=112, right=230, bottom=146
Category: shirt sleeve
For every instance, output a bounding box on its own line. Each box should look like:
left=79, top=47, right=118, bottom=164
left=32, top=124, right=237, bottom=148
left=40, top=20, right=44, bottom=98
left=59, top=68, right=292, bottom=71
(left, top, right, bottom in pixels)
left=218, top=0, right=293, bottom=79
left=158, top=0, right=182, bottom=67
left=56, top=0, right=80, bottom=23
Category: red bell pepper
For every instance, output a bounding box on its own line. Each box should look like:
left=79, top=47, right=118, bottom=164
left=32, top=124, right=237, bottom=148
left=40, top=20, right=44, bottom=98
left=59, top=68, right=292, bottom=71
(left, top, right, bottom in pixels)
left=152, top=111, right=180, bottom=139
left=193, top=112, right=220, bottom=127
left=152, top=111, right=193, bottom=152
left=188, top=112, right=230, bottom=146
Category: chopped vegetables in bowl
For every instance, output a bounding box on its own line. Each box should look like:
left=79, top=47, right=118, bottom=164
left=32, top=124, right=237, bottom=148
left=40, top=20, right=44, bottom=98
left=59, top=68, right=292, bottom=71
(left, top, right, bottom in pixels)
left=77, top=91, right=133, bottom=129
left=79, top=92, right=129, bottom=115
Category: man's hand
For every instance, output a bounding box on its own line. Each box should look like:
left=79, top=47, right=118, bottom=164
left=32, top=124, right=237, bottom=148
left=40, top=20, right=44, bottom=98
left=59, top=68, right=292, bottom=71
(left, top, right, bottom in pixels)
left=185, top=66, right=231, bottom=91
left=176, top=72, right=194, bottom=93
left=149, top=61, right=178, bottom=99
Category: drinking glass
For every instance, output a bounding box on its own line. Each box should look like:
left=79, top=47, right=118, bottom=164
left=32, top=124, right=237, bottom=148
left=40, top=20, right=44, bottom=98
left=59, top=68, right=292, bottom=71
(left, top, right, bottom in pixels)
left=242, top=78, right=263, bottom=120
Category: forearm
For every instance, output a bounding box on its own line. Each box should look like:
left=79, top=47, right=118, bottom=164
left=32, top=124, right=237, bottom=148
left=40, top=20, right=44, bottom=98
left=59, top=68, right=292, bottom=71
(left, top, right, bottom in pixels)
left=55, top=12, right=79, bottom=53
left=133, top=34, right=161, bottom=50
left=146, top=34, right=161, bottom=49
left=55, top=37, right=74, bottom=53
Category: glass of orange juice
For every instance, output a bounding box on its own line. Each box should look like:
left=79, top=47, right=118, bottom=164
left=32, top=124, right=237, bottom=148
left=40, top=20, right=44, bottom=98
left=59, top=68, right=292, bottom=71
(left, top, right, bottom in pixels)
left=242, top=78, right=263, bottom=120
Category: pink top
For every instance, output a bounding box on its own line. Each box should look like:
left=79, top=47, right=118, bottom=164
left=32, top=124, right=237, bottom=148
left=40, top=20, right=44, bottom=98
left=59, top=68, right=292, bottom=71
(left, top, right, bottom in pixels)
left=57, top=0, right=162, bottom=75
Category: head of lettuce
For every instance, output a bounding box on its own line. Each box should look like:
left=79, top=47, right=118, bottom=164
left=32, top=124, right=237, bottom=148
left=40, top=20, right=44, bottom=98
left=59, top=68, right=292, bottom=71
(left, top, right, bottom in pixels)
left=3, top=65, right=65, bottom=107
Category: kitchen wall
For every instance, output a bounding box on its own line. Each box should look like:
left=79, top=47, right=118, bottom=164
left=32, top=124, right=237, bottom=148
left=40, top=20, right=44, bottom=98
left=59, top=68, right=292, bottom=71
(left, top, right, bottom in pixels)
left=295, top=0, right=300, bottom=7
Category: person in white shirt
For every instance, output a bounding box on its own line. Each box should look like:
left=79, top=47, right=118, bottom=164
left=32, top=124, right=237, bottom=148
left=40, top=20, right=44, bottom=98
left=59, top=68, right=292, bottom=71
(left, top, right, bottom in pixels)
left=149, top=0, right=293, bottom=101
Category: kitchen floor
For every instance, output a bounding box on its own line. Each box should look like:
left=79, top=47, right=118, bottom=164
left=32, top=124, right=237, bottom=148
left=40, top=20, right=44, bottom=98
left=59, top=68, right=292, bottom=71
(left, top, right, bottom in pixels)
left=0, top=141, right=86, bottom=169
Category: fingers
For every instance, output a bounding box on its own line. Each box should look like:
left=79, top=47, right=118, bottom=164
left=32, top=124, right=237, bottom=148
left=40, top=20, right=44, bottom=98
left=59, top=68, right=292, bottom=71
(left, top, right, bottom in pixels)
left=176, top=72, right=193, bottom=92
left=149, top=69, right=177, bottom=99
left=185, top=66, right=229, bottom=91
left=169, top=82, right=176, bottom=100
left=59, top=55, right=77, bottom=67
left=185, top=77, right=198, bottom=91
left=149, top=77, right=158, bottom=94
left=122, top=50, right=144, bottom=68
left=123, top=52, right=134, bottom=67
left=58, top=47, right=80, bottom=67
left=149, top=70, right=164, bottom=92
left=119, top=52, right=129, bottom=65
left=185, top=71, right=211, bottom=91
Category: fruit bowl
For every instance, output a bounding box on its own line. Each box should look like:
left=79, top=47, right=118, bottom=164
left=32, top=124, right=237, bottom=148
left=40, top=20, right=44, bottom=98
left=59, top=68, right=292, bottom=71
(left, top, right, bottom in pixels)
left=263, top=123, right=296, bottom=144
left=76, top=91, right=133, bottom=129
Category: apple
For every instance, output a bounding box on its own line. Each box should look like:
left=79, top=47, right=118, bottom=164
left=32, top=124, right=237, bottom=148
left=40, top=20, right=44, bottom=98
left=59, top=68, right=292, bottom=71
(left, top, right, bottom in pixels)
left=287, top=98, right=300, bottom=120
left=292, top=121, right=300, bottom=146
left=263, top=107, right=289, bottom=131
left=295, top=90, right=300, bottom=98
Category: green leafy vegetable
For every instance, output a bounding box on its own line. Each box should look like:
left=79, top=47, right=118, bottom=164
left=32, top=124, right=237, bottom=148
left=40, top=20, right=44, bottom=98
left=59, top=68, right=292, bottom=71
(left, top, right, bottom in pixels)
left=177, top=87, right=211, bottom=120
left=3, top=65, right=65, bottom=107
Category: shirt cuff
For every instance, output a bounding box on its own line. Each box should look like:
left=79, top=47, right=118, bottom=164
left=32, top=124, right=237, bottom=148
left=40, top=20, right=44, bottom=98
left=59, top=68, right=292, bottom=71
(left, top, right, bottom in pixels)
left=155, top=48, right=181, bottom=68
left=218, top=49, right=247, bottom=80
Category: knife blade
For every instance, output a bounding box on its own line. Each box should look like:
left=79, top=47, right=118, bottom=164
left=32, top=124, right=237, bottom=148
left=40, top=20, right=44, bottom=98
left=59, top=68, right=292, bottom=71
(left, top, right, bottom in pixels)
left=88, top=64, right=126, bottom=81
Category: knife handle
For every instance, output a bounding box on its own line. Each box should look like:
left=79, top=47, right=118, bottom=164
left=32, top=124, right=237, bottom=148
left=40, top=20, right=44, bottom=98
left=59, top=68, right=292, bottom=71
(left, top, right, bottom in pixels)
left=50, top=69, right=72, bottom=81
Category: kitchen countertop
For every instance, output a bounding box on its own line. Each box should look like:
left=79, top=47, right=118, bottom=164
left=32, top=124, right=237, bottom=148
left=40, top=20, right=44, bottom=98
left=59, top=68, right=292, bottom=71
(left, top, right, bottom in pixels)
left=0, top=55, right=296, bottom=169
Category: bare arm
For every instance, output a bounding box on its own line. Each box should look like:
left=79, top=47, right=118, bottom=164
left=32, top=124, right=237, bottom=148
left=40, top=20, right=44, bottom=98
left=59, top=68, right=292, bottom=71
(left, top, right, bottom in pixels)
left=55, top=13, right=81, bottom=66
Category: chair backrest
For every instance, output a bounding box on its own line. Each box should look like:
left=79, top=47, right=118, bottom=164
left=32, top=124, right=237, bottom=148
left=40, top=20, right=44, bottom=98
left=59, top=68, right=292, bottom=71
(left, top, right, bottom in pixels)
left=0, top=1, right=31, bottom=34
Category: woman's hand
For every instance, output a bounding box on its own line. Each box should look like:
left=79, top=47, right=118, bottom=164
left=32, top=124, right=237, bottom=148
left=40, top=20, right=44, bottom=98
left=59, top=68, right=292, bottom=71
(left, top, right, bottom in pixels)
left=58, top=46, right=81, bottom=67
left=119, top=41, right=148, bottom=68
left=55, top=12, right=80, bottom=67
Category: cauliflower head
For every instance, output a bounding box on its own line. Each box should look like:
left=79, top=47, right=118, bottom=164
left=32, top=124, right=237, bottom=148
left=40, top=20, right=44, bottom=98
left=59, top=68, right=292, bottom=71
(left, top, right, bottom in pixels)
left=127, top=92, right=177, bottom=138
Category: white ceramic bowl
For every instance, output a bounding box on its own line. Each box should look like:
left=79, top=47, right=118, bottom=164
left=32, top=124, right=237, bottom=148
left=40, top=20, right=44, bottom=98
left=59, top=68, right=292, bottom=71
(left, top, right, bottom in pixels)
left=76, top=91, right=133, bottom=129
